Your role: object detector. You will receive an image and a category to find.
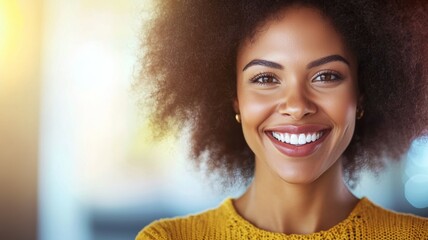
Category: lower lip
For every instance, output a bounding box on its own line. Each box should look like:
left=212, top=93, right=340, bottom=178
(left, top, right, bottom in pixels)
left=266, top=130, right=330, bottom=157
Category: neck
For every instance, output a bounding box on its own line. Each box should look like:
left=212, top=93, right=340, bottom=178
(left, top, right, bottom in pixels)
left=234, top=159, right=358, bottom=234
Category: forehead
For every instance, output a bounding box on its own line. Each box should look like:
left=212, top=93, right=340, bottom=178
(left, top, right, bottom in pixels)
left=237, top=6, right=354, bottom=67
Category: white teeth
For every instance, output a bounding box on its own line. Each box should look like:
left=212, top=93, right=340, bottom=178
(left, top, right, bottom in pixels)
left=271, top=131, right=324, bottom=146
left=290, top=134, right=298, bottom=144
left=311, top=133, right=317, bottom=142
left=280, top=133, right=285, bottom=142
left=298, top=134, right=306, bottom=144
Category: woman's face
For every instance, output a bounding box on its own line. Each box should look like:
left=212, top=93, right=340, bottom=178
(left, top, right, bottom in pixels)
left=236, top=6, right=358, bottom=184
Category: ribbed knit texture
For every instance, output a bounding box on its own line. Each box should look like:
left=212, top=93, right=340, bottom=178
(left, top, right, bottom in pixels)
left=136, top=198, right=428, bottom=239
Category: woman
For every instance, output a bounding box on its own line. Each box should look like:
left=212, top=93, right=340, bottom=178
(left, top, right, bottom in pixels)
left=136, top=0, right=428, bottom=239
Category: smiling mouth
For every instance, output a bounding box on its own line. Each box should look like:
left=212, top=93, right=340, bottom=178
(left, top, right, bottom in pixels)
left=266, top=127, right=331, bottom=157
left=271, top=131, right=324, bottom=146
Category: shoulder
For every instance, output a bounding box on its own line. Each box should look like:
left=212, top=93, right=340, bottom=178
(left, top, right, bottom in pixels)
left=360, top=198, right=428, bottom=238
left=135, top=199, right=233, bottom=240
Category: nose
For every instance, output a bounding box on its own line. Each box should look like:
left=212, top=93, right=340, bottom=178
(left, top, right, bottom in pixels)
left=278, top=87, right=317, bottom=120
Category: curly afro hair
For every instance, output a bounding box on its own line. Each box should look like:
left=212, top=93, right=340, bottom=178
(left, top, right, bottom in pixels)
left=137, top=0, right=428, bottom=187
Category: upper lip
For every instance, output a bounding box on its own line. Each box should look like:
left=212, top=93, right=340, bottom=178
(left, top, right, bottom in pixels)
left=265, top=124, right=330, bottom=134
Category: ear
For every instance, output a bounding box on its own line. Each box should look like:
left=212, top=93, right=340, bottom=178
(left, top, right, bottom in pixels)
left=233, top=98, right=240, bottom=113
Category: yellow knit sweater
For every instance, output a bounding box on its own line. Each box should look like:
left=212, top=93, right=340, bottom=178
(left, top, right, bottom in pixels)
left=136, top=198, right=428, bottom=239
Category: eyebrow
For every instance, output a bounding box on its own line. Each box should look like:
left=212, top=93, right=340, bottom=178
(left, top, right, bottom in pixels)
left=242, top=59, right=284, bottom=71
left=306, top=55, right=350, bottom=69
left=242, top=54, right=350, bottom=72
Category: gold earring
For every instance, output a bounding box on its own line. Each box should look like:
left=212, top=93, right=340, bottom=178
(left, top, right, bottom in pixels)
left=357, top=108, right=364, bottom=120
left=235, top=114, right=241, bottom=123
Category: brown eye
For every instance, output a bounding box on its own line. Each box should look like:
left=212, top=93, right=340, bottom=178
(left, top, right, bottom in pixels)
left=312, top=71, right=342, bottom=82
left=250, top=73, right=280, bottom=85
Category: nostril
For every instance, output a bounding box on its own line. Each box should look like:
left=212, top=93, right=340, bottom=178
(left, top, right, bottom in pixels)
left=279, top=105, right=316, bottom=120
left=278, top=94, right=317, bottom=116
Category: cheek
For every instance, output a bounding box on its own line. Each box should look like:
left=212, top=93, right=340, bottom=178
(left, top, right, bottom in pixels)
left=321, top=85, right=357, bottom=126
left=326, top=100, right=356, bottom=125
left=239, top=94, right=271, bottom=146
left=237, top=80, right=287, bottom=132
left=240, top=94, right=274, bottom=123
left=237, top=86, right=277, bottom=151
left=320, top=85, right=357, bottom=157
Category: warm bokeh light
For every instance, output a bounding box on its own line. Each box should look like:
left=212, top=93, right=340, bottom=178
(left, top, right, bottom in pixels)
left=0, top=0, right=41, bottom=85
left=0, top=1, right=42, bottom=239
left=0, top=1, right=23, bottom=57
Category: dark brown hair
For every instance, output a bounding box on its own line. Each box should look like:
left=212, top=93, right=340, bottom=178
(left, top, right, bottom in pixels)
left=136, top=0, right=428, bottom=187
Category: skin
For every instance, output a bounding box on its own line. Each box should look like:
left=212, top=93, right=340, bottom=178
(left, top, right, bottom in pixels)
left=234, top=6, right=360, bottom=234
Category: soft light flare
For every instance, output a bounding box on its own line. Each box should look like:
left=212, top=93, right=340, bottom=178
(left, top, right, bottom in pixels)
left=0, top=1, right=23, bottom=61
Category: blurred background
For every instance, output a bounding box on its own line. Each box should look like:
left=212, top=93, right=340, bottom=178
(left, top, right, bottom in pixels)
left=0, top=0, right=427, bottom=239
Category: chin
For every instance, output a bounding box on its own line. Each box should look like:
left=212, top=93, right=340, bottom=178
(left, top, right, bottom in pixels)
left=270, top=156, right=338, bottom=185
left=277, top=169, right=322, bottom=185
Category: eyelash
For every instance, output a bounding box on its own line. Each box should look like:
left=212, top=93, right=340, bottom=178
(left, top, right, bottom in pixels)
left=312, top=70, right=343, bottom=82
left=249, top=70, right=343, bottom=86
left=250, top=73, right=279, bottom=85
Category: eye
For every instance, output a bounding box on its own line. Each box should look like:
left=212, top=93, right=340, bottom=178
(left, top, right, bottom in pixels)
left=312, top=71, right=343, bottom=83
left=250, top=73, right=280, bottom=86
